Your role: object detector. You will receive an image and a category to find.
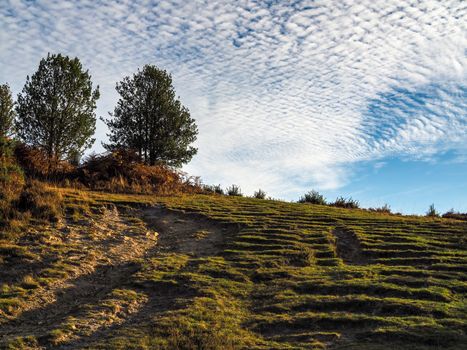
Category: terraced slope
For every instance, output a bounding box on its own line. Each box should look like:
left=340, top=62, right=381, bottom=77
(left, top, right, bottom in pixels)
left=1, top=189, right=466, bottom=349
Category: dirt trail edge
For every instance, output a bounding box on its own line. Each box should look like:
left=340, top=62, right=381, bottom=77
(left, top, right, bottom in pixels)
left=332, top=226, right=367, bottom=265
left=0, top=205, right=239, bottom=349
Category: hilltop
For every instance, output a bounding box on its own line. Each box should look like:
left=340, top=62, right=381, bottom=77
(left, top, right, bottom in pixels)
left=0, top=187, right=466, bottom=349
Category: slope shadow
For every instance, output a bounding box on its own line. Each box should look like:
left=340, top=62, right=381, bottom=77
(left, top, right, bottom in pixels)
left=0, top=261, right=141, bottom=346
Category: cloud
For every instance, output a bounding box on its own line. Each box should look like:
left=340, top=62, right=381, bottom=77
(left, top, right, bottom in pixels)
left=0, top=0, right=465, bottom=198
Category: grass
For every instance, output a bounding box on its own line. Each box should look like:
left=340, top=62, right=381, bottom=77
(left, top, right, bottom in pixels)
left=0, top=188, right=465, bottom=349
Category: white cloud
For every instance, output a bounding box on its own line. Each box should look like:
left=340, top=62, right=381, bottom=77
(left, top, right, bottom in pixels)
left=0, top=0, right=465, bottom=199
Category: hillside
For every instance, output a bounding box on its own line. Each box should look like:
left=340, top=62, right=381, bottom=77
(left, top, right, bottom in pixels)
left=0, top=188, right=466, bottom=349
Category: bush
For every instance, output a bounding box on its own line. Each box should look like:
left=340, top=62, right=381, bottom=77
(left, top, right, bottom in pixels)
left=16, top=180, right=63, bottom=222
left=14, top=142, right=74, bottom=179
left=0, top=138, right=25, bottom=202
left=369, top=204, right=391, bottom=214
left=442, top=209, right=467, bottom=221
left=0, top=138, right=26, bottom=235
left=426, top=204, right=439, bottom=217
left=331, top=196, right=360, bottom=209
left=202, top=184, right=224, bottom=195
left=226, top=185, right=242, bottom=197
left=253, top=189, right=266, bottom=199
left=298, top=190, right=326, bottom=205
left=78, top=149, right=200, bottom=195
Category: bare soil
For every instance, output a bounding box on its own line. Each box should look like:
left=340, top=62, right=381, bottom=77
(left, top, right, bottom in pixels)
left=332, top=227, right=367, bottom=265
left=0, top=205, right=237, bottom=349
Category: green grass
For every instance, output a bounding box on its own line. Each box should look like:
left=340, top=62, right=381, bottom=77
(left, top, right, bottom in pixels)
left=0, top=189, right=465, bottom=349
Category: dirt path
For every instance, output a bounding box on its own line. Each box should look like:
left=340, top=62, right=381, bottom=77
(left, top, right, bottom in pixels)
left=0, top=205, right=237, bottom=349
left=142, top=206, right=239, bottom=256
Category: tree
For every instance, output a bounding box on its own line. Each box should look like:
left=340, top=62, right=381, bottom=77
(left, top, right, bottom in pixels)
left=104, top=65, right=198, bottom=167
left=0, top=83, right=15, bottom=138
left=15, top=53, right=99, bottom=168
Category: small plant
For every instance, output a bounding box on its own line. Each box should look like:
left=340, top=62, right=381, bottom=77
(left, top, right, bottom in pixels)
left=253, top=189, right=266, bottom=199
left=203, top=184, right=224, bottom=195
left=426, top=203, right=439, bottom=217
left=369, top=203, right=391, bottom=214
left=226, top=184, right=242, bottom=196
left=442, top=209, right=467, bottom=221
left=298, top=190, right=326, bottom=205
left=331, top=196, right=360, bottom=209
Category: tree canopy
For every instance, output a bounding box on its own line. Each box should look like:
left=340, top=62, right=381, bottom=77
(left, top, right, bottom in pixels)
left=104, top=65, right=198, bottom=167
left=0, top=84, right=15, bottom=138
left=15, top=53, right=99, bottom=165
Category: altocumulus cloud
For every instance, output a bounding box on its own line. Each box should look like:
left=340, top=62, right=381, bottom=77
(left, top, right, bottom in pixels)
left=0, top=0, right=465, bottom=198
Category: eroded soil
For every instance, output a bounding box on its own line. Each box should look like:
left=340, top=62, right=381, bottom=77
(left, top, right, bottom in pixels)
left=332, top=226, right=367, bottom=264
left=0, top=204, right=236, bottom=349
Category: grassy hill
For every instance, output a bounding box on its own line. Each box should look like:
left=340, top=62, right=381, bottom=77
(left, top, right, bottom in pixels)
left=0, top=187, right=466, bottom=349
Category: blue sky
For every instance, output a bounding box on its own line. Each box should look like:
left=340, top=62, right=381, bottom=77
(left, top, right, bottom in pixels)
left=0, top=0, right=466, bottom=214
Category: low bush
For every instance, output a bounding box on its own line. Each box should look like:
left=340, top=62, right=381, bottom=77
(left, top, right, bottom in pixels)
left=77, top=149, right=201, bottom=195
left=0, top=139, right=25, bottom=202
left=202, top=184, right=224, bottom=195
left=0, top=138, right=26, bottom=235
left=226, top=185, right=242, bottom=197
left=369, top=204, right=391, bottom=214
left=298, top=190, right=326, bottom=205
left=16, top=180, right=63, bottom=222
left=442, top=209, right=466, bottom=220
left=331, top=196, right=360, bottom=209
left=253, top=189, right=266, bottom=199
left=14, top=143, right=74, bottom=180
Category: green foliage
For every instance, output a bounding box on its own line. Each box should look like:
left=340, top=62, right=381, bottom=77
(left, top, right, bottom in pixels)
left=226, top=184, right=242, bottom=196
left=298, top=190, right=327, bottom=205
left=369, top=203, right=392, bottom=214
left=442, top=209, right=467, bottom=221
left=253, top=189, right=266, bottom=199
left=426, top=204, right=439, bottom=217
left=15, top=53, right=99, bottom=168
left=332, top=196, right=360, bottom=209
left=203, top=184, right=224, bottom=195
left=104, top=65, right=198, bottom=167
left=0, top=138, right=23, bottom=186
left=0, top=83, right=15, bottom=138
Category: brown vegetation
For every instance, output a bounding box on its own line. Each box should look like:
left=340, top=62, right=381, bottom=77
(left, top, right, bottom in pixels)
left=14, top=143, right=75, bottom=179
left=77, top=149, right=202, bottom=194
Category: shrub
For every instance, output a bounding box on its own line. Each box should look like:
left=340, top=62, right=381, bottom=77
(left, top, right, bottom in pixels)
left=226, top=185, right=242, bottom=197
left=14, top=142, right=74, bottom=179
left=0, top=138, right=26, bottom=235
left=78, top=149, right=200, bottom=195
left=0, top=138, right=25, bottom=201
left=426, top=204, right=439, bottom=217
left=369, top=203, right=391, bottom=214
left=202, top=184, right=224, bottom=195
left=331, top=196, right=360, bottom=209
left=253, top=189, right=266, bottom=199
left=16, top=180, right=63, bottom=222
left=298, top=190, right=326, bottom=205
left=442, top=209, right=467, bottom=221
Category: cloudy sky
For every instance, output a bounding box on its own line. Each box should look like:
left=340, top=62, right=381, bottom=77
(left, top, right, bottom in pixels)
left=1, top=0, right=466, bottom=213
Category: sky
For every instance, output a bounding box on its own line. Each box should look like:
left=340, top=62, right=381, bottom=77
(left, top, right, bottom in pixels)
left=0, top=0, right=466, bottom=214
